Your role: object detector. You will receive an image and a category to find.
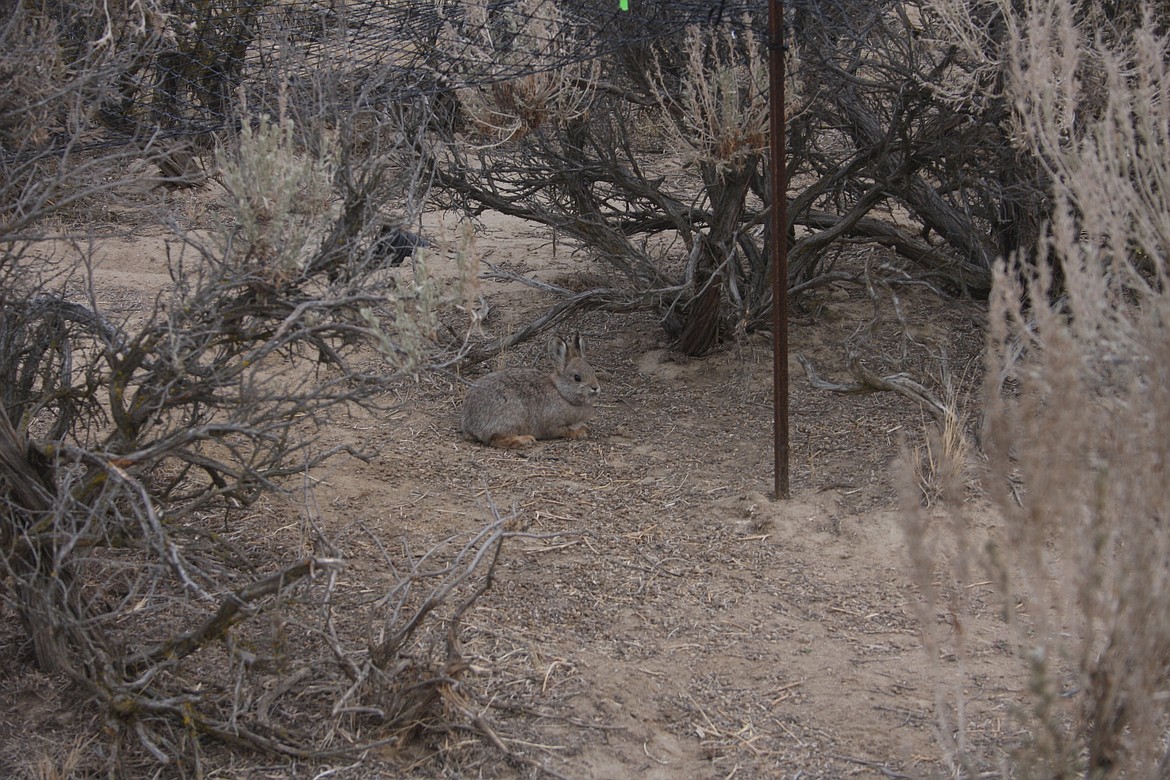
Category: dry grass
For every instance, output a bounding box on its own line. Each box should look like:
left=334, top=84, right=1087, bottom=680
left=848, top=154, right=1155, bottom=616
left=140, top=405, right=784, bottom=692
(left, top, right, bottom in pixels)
left=904, top=1, right=1170, bottom=775
left=27, top=738, right=94, bottom=780
left=910, top=385, right=973, bottom=508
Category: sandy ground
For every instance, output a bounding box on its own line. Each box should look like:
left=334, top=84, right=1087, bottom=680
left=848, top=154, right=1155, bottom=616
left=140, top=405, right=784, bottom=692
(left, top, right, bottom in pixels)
left=0, top=191, right=1026, bottom=778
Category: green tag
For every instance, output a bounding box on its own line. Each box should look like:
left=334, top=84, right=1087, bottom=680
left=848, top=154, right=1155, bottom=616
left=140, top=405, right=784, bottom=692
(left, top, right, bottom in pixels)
left=620, top=0, right=628, bottom=9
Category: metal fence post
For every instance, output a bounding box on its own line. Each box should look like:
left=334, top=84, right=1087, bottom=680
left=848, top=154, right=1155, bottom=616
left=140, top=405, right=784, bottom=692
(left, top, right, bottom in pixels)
left=769, top=0, right=790, bottom=500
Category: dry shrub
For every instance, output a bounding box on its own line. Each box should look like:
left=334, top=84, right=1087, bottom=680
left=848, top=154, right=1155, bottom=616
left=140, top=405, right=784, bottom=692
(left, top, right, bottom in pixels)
left=905, top=1, right=1170, bottom=776
left=439, top=0, right=599, bottom=144
left=0, top=0, right=165, bottom=152
left=0, top=8, right=66, bottom=150
left=216, top=99, right=338, bottom=284
left=977, top=253, right=1170, bottom=778
left=650, top=17, right=771, bottom=178
left=0, top=78, right=492, bottom=771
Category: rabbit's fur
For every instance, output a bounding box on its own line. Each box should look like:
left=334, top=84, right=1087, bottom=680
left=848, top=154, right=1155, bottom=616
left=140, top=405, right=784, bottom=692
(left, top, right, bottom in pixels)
left=461, top=333, right=600, bottom=448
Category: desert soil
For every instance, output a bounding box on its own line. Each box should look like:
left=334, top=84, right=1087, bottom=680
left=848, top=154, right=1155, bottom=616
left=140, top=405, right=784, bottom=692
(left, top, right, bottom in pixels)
left=0, top=191, right=1027, bottom=779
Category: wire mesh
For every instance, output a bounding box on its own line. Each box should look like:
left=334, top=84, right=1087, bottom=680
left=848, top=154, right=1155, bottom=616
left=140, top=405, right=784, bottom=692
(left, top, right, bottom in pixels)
left=3, top=0, right=863, bottom=158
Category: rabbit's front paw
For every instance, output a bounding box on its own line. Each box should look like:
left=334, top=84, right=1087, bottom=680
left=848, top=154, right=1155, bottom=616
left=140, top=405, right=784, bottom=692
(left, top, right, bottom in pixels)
left=490, top=433, right=538, bottom=449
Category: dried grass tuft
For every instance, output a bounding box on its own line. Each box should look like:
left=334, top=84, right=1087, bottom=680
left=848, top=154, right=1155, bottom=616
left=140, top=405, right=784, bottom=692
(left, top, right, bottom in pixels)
left=905, top=1, right=1170, bottom=775
left=910, top=392, right=971, bottom=509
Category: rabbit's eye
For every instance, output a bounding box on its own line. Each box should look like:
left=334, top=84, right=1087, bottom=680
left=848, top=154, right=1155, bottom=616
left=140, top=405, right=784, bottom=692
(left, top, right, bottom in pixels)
left=573, top=373, right=582, bottom=382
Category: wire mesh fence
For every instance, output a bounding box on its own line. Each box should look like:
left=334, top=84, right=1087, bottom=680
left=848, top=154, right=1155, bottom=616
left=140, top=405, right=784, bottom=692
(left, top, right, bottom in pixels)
left=4, top=0, right=800, bottom=160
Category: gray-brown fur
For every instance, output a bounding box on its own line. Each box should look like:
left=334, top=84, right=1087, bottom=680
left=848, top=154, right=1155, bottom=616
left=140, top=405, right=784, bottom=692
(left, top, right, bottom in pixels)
left=461, top=333, right=600, bottom=448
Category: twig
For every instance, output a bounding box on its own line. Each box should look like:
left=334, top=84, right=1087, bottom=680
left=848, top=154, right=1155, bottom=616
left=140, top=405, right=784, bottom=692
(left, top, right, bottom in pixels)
left=830, top=753, right=912, bottom=779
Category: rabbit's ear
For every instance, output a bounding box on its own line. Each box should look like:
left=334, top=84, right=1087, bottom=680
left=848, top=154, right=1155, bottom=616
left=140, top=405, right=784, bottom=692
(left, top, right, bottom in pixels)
left=549, top=336, right=569, bottom=368
left=569, top=332, right=585, bottom=359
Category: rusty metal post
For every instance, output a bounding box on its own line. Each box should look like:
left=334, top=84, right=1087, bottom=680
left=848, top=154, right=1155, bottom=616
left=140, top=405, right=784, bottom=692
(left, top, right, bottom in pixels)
left=769, top=0, right=790, bottom=500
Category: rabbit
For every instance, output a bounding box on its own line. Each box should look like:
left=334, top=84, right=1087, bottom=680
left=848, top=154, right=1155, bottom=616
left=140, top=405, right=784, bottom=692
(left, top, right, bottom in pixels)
left=461, top=333, right=600, bottom=448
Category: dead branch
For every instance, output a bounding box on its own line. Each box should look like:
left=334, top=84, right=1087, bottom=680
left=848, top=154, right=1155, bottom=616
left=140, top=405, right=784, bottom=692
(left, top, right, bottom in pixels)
left=460, top=276, right=685, bottom=367
left=126, top=557, right=344, bottom=669
left=798, top=352, right=950, bottom=425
